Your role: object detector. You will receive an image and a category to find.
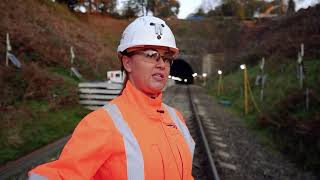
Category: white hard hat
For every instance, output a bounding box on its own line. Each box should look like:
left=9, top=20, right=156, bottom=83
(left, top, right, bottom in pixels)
left=117, top=16, right=179, bottom=56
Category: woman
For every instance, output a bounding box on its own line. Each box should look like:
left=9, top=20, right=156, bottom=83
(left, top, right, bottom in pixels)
left=29, top=16, right=195, bottom=180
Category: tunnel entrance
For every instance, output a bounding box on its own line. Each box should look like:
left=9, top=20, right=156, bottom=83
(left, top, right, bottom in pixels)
left=170, top=58, right=194, bottom=84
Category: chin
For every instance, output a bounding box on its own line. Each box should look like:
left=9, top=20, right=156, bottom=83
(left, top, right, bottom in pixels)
left=150, top=84, right=165, bottom=93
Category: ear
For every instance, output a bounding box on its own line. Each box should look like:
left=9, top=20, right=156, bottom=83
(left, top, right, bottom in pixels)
left=122, top=55, right=133, bottom=73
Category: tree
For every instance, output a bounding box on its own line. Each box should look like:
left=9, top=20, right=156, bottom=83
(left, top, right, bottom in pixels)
left=145, top=0, right=180, bottom=17
left=123, top=0, right=140, bottom=18
left=158, top=0, right=180, bottom=18
left=99, top=0, right=117, bottom=15
left=56, top=0, right=78, bottom=10
left=194, top=8, right=205, bottom=17
left=219, top=0, right=244, bottom=18
left=206, top=0, right=269, bottom=19
left=146, top=0, right=157, bottom=15
left=287, top=0, right=296, bottom=15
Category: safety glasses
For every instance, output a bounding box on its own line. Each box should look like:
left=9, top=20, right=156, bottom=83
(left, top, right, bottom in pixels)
left=126, top=49, right=175, bottom=67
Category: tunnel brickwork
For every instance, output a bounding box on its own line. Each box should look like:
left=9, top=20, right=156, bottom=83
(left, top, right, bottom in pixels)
left=171, top=53, right=224, bottom=84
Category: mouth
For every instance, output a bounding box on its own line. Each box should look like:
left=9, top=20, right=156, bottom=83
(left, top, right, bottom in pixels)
left=152, top=73, right=165, bottom=80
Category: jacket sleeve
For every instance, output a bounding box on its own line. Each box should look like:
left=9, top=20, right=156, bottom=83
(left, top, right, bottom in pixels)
left=29, top=108, right=117, bottom=180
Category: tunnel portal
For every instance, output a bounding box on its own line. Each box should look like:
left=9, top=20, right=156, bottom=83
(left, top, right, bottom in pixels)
left=170, top=59, right=194, bottom=84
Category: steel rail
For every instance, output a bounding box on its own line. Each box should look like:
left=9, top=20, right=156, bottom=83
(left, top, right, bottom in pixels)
left=187, top=86, right=220, bottom=180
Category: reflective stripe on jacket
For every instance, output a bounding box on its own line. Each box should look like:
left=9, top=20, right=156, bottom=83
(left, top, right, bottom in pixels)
left=29, top=81, right=195, bottom=180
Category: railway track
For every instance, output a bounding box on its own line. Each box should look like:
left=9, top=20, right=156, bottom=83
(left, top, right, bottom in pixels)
left=188, top=86, right=220, bottom=180
left=165, top=84, right=237, bottom=180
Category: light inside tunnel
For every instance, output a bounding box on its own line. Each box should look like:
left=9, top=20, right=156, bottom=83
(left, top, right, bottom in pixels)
left=202, top=73, right=207, bottom=77
left=170, top=59, right=194, bottom=84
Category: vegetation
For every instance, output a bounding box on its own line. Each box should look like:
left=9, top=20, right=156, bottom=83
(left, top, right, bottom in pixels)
left=54, top=0, right=180, bottom=18
left=193, top=0, right=296, bottom=20
left=0, top=63, right=90, bottom=165
left=207, top=59, right=320, bottom=173
left=0, top=0, right=122, bottom=165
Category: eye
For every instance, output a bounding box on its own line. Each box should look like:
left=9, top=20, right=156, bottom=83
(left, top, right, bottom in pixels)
left=162, top=56, right=174, bottom=64
left=144, top=50, right=159, bottom=59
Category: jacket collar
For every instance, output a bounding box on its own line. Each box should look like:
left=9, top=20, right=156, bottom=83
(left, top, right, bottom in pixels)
left=122, top=81, right=164, bottom=117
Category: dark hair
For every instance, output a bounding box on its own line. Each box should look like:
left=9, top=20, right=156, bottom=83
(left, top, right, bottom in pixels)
left=120, top=65, right=128, bottom=95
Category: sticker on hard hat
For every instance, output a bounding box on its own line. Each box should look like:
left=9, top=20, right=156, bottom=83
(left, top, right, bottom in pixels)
left=150, top=22, right=165, bottom=40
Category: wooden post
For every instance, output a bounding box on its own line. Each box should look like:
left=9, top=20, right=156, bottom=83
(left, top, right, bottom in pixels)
left=300, top=43, right=309, bottom=111
left=217, top=70, right=223, bottom=96
left=241, top=64, right=248, bottom=115
left=299, top=63, right=303, bottom=89
left=6, top=47, right=9, bottom=67
left=260, top=57, right=265, bottom=102
left=306, top=88, right=309, bottom=111
left=6, top=33, right=12, bottom=67
left=297, top=52, right=304, bottom=89
left=70, top=46, right=75, bottom=65
left=299, top=43, right=305, bottom=89
left=220, top=75, right=224, bottom=95
left=244, top=67, right=248, bottom=115
left=70, top=46, right=75, bottom=76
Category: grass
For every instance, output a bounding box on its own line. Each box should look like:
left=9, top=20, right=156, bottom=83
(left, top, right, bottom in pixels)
left=0, top=66, right=90, bottom=166
left=48, top=66, right=81, bottom=84
left=210, top=59, right=319, bottom=115
left=207, top=59, right=320, bottom=174
left=0, top=100, right=89, bottom=165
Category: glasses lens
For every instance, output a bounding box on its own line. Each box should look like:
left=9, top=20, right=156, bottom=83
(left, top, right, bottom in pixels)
left=143, top=50, right=160, bottom=59
left=162, top=54, right=174, bottom=65
left=129, top=49, right=174, bottom=66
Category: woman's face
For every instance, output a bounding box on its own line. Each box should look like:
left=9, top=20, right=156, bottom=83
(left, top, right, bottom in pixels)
left=122, top=47, right=175, bottom=97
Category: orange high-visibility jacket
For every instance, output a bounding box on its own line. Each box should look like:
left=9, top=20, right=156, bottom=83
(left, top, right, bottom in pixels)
left=29, top=81, right=195, bottom=180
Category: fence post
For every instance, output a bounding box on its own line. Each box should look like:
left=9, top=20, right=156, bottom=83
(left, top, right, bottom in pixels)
left=306, top=88, right=309, bottom=111
left=240, top=64, right=248, bottom=115
left=260, top=57, right=265, bottom=102
left=301, top=43, right=304, bottom=57
left=297, top=52, right=304, bottom=89
left=217, top=70, right=223, bottom=96
left=6, top=33, right=12, bottom=67
left=70, top=46, right=75, bottom=76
